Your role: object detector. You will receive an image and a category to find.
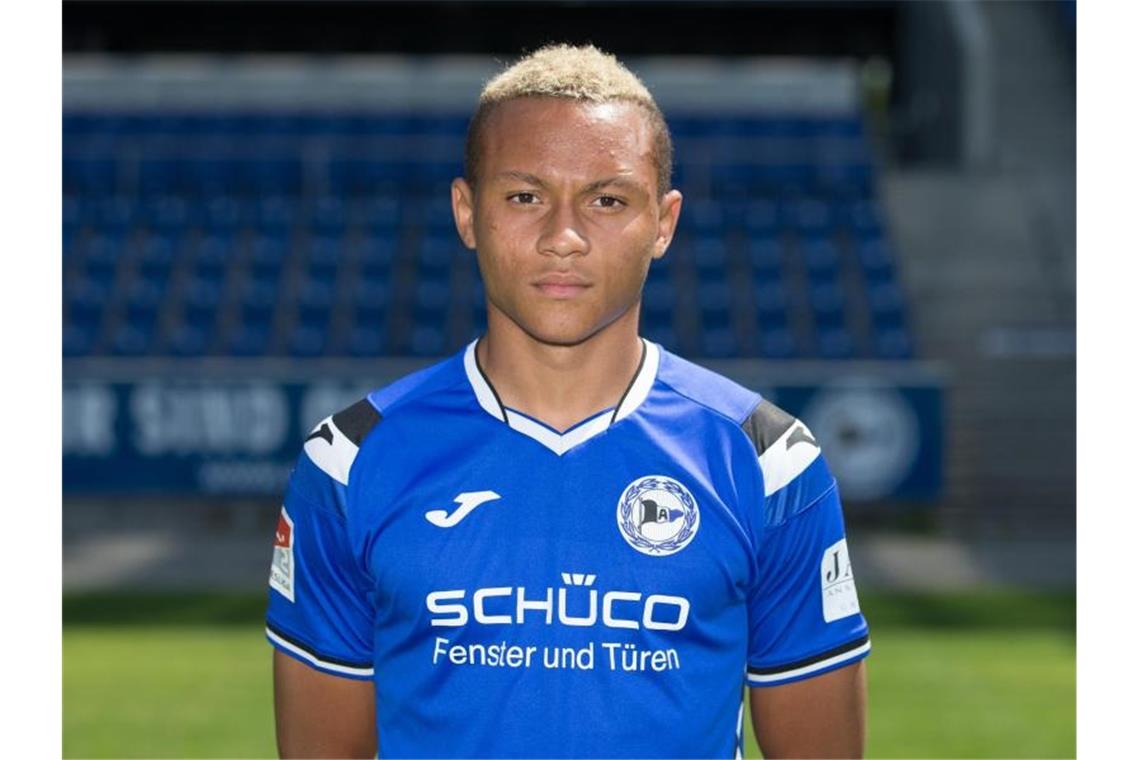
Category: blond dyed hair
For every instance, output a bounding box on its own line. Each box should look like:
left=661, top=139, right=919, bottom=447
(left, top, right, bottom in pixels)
left=463, top=44, right=674, bottom=196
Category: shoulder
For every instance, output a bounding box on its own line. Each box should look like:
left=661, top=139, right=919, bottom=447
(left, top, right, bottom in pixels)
left=366, top=350, right=468, bottom=417
left=654, top=346, right=762, bottom=425
left=739, top=399, right=834, bottom=527
left=651, top=349, right=834, bottom=528
left=302, top=350, right=467, bottom=487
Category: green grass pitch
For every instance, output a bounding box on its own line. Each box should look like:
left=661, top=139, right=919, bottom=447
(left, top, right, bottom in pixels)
left=63, top=591, right=1074, bottom=758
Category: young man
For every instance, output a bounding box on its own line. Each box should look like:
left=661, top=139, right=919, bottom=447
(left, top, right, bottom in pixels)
left=267, top=45, right=869, bottom=759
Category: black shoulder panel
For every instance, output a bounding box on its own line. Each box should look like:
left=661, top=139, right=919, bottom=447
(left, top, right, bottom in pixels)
left=331, top=398, right=383, bottom=447
left=740, top=399, right=796, bottom=456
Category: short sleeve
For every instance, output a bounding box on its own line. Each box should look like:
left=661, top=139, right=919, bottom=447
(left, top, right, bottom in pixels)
left=740, top=400, right=871, bottom=688
left=265, top=399, right=382, bottom=680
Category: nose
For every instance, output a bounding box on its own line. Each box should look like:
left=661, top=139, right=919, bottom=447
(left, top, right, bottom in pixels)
left=537, top=200, right=589, bottom=258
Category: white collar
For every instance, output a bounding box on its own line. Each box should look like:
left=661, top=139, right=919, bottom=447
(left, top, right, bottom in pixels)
left=462, top=338, right=660, bottom=456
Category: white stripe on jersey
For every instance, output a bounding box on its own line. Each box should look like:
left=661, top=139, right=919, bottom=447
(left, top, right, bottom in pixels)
left=746, top=640, right=871, bottom=685
left=757, top=418, right=821, bottom=497
left=303, top=415, right=360, bottom=486
left=266, top=627, right=374, bottom=677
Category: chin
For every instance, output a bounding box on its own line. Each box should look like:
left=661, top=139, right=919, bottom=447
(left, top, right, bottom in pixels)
left=489, top=297, right=634, bottom=347
left=516, top=319, right=601, bottom=348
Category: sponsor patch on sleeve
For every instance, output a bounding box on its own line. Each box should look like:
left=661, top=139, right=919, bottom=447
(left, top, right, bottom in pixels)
left=269, top=506, right=295, bottom=602
left=820, top=538, right=860, bottom=622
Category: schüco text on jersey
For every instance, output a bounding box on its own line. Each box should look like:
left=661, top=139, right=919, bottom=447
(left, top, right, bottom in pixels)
left=431, top=638, right=681, bottom=672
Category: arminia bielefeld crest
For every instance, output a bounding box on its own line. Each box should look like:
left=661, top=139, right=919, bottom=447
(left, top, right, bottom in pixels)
left=616, top=475, right=700, bottom=557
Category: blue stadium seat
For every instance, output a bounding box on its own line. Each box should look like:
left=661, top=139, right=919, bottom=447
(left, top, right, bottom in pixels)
left=297, top=281, right=337, bottom=325
left=756, top=164, right=814, bottom=195
left=419, top=236, right=461, bottom=276
left=137, top=235, right=179, bottom=278
left=687, top=200, right=724, bottom=236
left=748, top=236, right=784, bottom=276
left=63, top=324, right=98, bottom=357
left=693, top=238, right=728, bottom=275
left=758, top=328, right=797, bottom=359
left=328, top=159, right=409, bottom=196
left=642, top=279, right=675, bottom=324
left=697, top=280, right=732, bottom=316
left=470, top=305, right=488, bottom=333
left=753, top=281, right=789, bottom=321
left=844, top=199, right=885, bottom=239
left=346, top=325, right=388, bottom=357
left=410, top=325, right=446, bottom=357
left=311, top=196, right=347, bottom=235
left=855, top=238, right=895, bottom=282
left=255, top=195, right=301, bottom=235
left=65, top=276, right=109, bottom=326
left=413, top=280, right=451, bottom=330
left=801, top=239, right=841, bottom=281
left=249, top=158, right=304, bottom=195
left=138, top=158, right=185, bottom=195
left=205, top=196, right=256, bottom=233
left=699, top=326, right=738, bottom=358
left=83, top=234, right=126, bottom=278
left=720, top=199, right=748, bottom=231
left=817, top=162, right=874, bottom=197
left=744, top=200, right=779, bottom=235
left=167, top=324, right=211, bottom=357
left=249, top=236, right=290, bottom=276
left=64, top=158, right=117, bottom=195
left=239, top=277, right=281, bottom=324
left=109, top=324, right=154, bottom=357
left=356, top=239, right=397, bottom=277
left=306, top=234, right=344, bottom=274
left=60, top=108, right=911, bottom=361
left=91, top=195, right=136, bottom=235
left=124, top=278, right=165, bottom=324
left=641, top=324, right=677, bottom=351
left=414, top=161, right=464, bottom=196
left=63, top=228, right=80, bottom=262
left=788, top=197, right=834, bottom=236
left=197, top=229, right=240, bottom=265
left=411, top=114, right=470, bottom=136
left=873, top=327, right=914, bottom=359
left=354, top=197, right=401, bottom=232
left=353, top=275, right=391, bottom=311
left=183, top=276, right=225, bottom=312
left=288, top=325, right=328, bottom=357
left=225, top=324, right=272, bottom=356
left=867, top=281, right=906, bottom=327
left=817, top=327, right=856, bottom=360
left=141, top=196, right=195, bottom=234
left=808, top=280, right=847, bottom=328
left=63, top=195, right=82, bottom=231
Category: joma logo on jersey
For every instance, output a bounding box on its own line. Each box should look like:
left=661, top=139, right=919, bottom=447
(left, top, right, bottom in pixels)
left=425, top=572, right=691, bottom=632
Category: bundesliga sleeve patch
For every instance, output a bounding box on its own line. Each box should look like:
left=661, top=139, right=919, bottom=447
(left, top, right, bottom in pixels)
left=820, top=538, right=860, bottom=622
left=269, top=506, right=295, bottom=602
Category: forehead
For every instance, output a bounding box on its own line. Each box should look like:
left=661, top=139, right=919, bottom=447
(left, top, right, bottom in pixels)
left=479, top=98, right=656, bottom=183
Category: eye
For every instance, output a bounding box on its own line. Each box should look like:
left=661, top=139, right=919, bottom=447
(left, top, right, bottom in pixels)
left=591, top=195, right=626, bottom=209
left=508, top=192, right=540, bottom=205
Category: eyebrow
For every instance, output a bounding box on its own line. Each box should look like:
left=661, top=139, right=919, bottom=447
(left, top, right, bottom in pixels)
left=492, top=171, right=647, bottom=196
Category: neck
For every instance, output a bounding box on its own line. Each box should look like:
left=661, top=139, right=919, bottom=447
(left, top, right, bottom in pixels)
left=477, top=306, right=645, bottom=433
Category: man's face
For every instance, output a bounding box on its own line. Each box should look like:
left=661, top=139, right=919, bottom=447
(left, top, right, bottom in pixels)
left=452, top=97, right=682, bottom=347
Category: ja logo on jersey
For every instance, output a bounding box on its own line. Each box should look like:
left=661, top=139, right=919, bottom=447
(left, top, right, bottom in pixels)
left=616, top=476, right=700, bottom=557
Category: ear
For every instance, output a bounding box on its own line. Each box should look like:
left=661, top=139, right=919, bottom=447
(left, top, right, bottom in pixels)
left=451, top=177, right=478, bottom=250
left=651, top=189, right=683, bottom=260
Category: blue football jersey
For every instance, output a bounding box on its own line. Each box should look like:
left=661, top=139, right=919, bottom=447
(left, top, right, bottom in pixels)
left=266, top=339, right=870, bottom=758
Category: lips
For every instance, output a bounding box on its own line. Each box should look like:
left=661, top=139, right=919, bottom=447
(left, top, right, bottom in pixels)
left=533, top=273, right=591, bottom=298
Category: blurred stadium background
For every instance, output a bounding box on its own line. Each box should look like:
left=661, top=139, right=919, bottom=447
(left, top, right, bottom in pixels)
left=61, top=0, right=1075, bottom=757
